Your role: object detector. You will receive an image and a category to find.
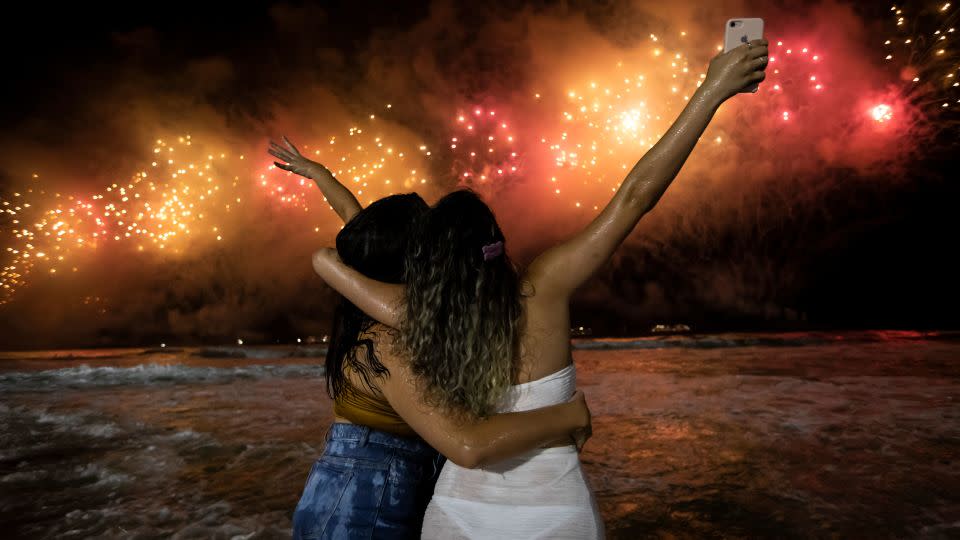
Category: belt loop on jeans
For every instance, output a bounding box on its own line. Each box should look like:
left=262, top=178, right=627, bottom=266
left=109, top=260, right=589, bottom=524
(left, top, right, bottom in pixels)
left=358, top=425, right=371, bottom=446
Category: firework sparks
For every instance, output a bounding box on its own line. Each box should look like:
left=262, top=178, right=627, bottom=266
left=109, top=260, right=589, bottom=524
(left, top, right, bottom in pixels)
left=449, top=106, right=522, bottom=192
left=261, top=110, right=433, bottom=209
left=883, top=2, right=959, bottom=119
left=3, top=5, right=947, bottom=307
left=530, top=32, right=703, bottom=209
left=528, top=32, right=835, bottom=209
left=1, top=136, right=242, bottom=303
left=1, top=110, right=436, bottom=303
left=763, top=39, right=828, bottom=126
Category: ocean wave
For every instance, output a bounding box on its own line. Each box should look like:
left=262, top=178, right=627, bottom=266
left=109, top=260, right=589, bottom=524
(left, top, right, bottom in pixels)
left=572, top=336, right=831, bottom=350
left=0, top=362, right=325, bottom=393
left=0, top=345, right=328, bottom=362
left=0, top=462, right=128, bottom=488
left=0, top=349, right=144, bottom=362
left=571, top=330, right=952, bottom=351
left=35, top=410, right=122, bottom=438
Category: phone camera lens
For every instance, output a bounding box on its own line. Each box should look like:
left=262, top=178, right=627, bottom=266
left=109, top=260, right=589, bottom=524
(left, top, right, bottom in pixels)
left=730, top=21, right=736, bottom=27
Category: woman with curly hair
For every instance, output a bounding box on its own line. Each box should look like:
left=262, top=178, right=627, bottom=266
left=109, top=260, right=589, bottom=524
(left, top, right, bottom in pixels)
left=312, top=40, right=769, bottom=538
left=269, top=138, right=592, bottom=539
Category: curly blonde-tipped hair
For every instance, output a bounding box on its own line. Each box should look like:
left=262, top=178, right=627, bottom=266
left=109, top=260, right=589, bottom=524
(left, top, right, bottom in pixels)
left=396, top=190, right=522, bottom=418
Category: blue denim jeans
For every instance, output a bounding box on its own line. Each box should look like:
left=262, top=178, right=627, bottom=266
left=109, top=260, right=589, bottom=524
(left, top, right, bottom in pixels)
left=292, top=423, right=444, bottom=539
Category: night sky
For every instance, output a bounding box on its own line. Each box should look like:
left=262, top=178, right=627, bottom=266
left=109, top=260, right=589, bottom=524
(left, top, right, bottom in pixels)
left=1, top=0, right=958, bottom=349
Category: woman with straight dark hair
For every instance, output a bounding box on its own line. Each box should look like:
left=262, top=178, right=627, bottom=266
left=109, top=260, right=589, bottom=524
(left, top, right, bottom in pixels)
left=311, top=39, right=769, bottom=539
left=269, top=138, right=592, bottom=539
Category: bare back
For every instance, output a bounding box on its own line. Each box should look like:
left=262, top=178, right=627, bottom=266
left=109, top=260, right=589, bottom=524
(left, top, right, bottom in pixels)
left=514, top=278, right=574, bottom=384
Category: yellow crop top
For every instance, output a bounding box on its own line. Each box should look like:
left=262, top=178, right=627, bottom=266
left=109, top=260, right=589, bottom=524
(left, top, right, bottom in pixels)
left=333, top=365, right=416, bottom=438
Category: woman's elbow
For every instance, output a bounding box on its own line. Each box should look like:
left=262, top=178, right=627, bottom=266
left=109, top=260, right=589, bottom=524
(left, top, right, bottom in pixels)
left=446, top=447, right=485, bottom=469
left=311, top=248, right=336, bottom=277
left=621, top=183, right=654, bottom=214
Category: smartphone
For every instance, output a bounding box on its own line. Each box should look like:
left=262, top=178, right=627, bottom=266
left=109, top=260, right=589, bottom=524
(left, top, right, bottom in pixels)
left=724, top=17, right=765, bottom=92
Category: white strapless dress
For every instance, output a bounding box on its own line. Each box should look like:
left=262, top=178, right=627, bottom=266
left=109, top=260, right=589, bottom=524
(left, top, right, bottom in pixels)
left=421, top=363, right=604, bottom=539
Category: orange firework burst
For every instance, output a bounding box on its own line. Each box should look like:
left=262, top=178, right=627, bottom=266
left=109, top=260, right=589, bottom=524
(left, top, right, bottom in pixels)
left=531, top=32, right=703, bottom=210
left=1, top=136, right=242, bottom=303
left=260, top=108, right=434, bottom=209
left=1, top=111, right=436, bottom=303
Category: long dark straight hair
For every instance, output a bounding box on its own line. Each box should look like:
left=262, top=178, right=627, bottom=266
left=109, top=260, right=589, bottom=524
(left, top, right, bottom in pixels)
left=325, top=193, right=428, bottom=400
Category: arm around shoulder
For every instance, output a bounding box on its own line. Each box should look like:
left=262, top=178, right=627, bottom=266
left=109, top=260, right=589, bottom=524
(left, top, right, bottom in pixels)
left=376, top=347, right=592, bottom=468
left=311, top=248, right=403, bottom=327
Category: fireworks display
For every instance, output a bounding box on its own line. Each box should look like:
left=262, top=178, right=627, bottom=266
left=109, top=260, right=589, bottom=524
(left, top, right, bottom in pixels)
left=1, top=137, right=243, bottom=303
left=532, top=33, right=702, bottom=210
left=0, top=116, right=441, bottom=303
left=1, top=1, right=957, bottom=337
left=260, top=107, right=434, bottom=210
left=883, top=2, right=959, bottom=118
left=765, top=40, right=828, bottom=122
left=449, top=106, right=523, bottom=193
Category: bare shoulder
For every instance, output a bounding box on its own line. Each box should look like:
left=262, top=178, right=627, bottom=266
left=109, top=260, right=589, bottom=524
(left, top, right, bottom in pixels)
left=516, top=273, right=573, bottom=381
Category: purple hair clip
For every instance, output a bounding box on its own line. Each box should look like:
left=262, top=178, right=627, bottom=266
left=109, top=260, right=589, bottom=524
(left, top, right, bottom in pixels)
left=482, top=240, right=504, bottom=261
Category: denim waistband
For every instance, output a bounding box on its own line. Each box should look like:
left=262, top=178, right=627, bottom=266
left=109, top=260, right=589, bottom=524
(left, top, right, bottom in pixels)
left=325, top=422, right=437, bottom=460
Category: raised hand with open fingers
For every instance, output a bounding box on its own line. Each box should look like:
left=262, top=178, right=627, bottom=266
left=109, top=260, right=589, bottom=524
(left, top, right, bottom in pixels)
left=267, top=136, right=331, bottom=180
left=265, top=135, right=362, bottom=221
